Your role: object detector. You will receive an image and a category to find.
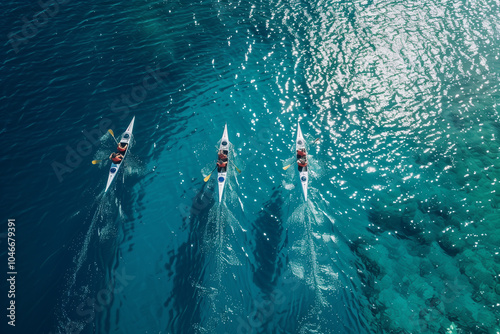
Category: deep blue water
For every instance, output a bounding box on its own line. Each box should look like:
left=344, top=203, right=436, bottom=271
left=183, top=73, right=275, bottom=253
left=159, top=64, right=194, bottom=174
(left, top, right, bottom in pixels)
left=1, top=0, right=500, bottom=333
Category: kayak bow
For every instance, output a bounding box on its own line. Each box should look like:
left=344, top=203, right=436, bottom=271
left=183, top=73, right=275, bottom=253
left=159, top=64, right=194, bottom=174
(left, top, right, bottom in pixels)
left=105, top=116, right=135, bottom=192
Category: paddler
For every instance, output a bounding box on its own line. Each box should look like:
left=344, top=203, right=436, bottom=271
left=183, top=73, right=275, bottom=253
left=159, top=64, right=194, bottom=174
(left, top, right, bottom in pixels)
left=117, top=142, right=128, bottom=153
left=297, top=148, right=306, bottom=157
left=218, top=149, right=228, bottom=161
left=298, top=157, right=307, bottom=170
left=217, top=159, right=228, bottom=168
left=109, top=152, right=124, bottom=164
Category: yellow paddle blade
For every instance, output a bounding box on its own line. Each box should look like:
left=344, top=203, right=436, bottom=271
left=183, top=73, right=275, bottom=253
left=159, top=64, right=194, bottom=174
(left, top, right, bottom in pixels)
left=108, top=129, right=119, bottom=144
left=92, top=160, right=101, bottom=165
left=232, top=162, right=242, bottom=174
left=283, top=164, right=292, bottom=170
left=204, top=173, right=212, bottom=182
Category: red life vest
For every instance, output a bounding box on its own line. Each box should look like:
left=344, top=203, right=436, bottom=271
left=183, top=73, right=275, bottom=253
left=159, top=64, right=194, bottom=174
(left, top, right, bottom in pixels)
left=297, top=150, right=306, bottom=157
left=217, top=161, right=227, bottom=168
left=117, top=144, right=127, bottom=153
left=218, top=153, right=227, bottom=160
left=298, top=160, right=307, bottom=167
left=111, top=155, right=123, bottom=163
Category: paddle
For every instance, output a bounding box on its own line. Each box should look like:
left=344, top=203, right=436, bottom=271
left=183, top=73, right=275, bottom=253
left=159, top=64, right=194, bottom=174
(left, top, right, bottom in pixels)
left=93, top=130, right=119, bottom=165
left=283, top=138, right=320, bottom=170
left=108, top=129, right=119, bottom=144
left=204, top=166, right=217, bottom=182
left=232, top=162, right=242, bottom=173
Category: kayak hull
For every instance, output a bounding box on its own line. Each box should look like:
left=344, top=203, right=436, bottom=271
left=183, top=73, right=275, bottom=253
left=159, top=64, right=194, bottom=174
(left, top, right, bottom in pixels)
left=218, top=172, right=227, bottom=202
left=296, top=122, right=308, bottom=201
left=217, top=124, right=229, bottom=202
left=105, top=116, right=135, bottom=192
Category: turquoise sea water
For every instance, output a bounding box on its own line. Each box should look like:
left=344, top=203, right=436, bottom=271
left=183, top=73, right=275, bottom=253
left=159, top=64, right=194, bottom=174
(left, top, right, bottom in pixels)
left=1, top=0, right=500, bottom=333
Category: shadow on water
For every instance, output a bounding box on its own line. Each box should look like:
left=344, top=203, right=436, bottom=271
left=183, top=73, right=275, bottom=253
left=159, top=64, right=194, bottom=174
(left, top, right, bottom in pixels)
left=251, top=187, right=286, bottom=296
left=164, top=181, right=216, bottom=334
left=236, top=197, right=318, bottom=334
left=163, top=182, right=214, bottom=332
left=240, top=186, right=307, bottom=334
left=165, top=176, right=250, bottom=333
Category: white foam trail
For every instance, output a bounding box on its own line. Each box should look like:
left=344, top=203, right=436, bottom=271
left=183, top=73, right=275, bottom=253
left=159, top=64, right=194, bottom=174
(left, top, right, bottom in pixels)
left=67, top=197, right=105, bottom=293
left=287, top=201, right=339, bottom=306
left=59, top=192, right=113, bottom=332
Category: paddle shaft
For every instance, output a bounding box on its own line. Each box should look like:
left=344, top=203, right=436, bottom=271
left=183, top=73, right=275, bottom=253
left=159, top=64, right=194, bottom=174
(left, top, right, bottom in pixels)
left=108, top=129, right=119, bottom=144
left=231, top=161, right=242, bottom=173
left=204, top=166, right=217, bottom=182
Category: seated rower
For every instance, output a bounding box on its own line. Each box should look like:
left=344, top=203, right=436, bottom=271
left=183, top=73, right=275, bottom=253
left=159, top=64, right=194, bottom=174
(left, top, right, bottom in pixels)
left=297, top=148, right=306, bottom=157
left=218, top=150, right=228, bottom=161
left=298, top=157, right=307, bottom=167
left=109, top=152, right=124, bottom=164
left=217, top=159, right=228, bottom=168
left=117, top=142, right=128, bottom=153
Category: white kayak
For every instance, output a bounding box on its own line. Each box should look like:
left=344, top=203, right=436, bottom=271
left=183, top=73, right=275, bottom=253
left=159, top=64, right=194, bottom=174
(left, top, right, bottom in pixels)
left=217, top=124, right=229, bottom=202
left=296, top=122, right=308, bottom=201
left=105, top=116, right=135, bottom=192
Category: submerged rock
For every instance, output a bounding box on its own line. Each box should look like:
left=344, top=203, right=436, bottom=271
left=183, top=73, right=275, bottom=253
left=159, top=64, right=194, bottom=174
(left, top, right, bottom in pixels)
left=425, top=296, right=441, bottom=307
left=438, top=228, right=465, bottom=257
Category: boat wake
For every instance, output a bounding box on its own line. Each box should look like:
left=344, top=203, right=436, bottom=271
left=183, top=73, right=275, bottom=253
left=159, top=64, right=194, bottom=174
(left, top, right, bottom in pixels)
left=56, top=193, right=117, bottom=334
left=283, top=201, right=353, bottom=332
left=287, top=203, right=331, bottom=304
left=285, top=198, right=372, bottom=333
left=204, top=203, right=243, bottom=283
left=194, top=197, right=248, bottom=333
